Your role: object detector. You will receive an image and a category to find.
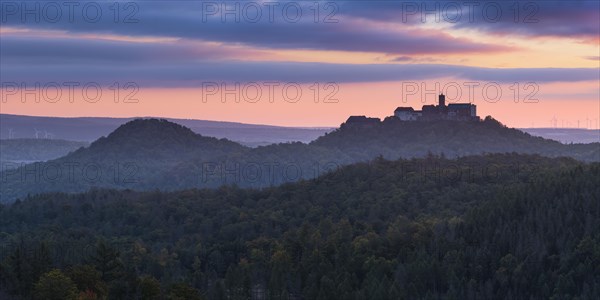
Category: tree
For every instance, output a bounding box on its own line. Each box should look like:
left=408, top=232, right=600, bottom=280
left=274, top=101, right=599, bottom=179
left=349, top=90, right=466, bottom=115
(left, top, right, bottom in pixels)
left=33, top=269, right=78, bottom=300
left=91, top=240, right=123, bottom=282
left=3, top=239, right=36, bottom=296
left=139, top=275, right=161, bottom=299
left=168, top=282, right=203, bottom=300
left=66, top=264, right=107, bottom=299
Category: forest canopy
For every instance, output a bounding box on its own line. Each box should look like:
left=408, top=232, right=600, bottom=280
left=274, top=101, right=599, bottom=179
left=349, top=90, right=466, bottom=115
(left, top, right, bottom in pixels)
left=1, top=154, right=598, bottom=299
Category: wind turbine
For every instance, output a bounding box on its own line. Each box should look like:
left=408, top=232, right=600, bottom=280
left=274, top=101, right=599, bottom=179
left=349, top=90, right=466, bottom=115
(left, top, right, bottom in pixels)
left=34, top=128, right=41, bottom=139
left=586, top=117, right=590, bottom=129
left=8, top=128, right=14, bottom=139
left=550, top=116, right=557, bottom=128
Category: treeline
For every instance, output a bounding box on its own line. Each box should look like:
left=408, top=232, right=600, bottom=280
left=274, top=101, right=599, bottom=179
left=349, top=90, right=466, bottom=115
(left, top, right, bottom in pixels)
left=0, top=154, right=598, bottom=299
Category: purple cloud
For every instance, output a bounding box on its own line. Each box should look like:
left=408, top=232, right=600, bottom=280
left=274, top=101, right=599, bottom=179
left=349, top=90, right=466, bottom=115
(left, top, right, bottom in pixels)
left=1, top=1, right=511, bottom=55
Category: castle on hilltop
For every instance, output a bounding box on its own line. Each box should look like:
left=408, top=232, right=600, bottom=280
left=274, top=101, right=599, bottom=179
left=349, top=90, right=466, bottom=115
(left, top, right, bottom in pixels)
left=394, top=94, right=479, bottom=122
left=344, top=93, right=479, bottom=127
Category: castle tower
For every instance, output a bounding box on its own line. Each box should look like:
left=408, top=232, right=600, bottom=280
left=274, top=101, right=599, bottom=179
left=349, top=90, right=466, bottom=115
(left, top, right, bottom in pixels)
left=438, top=93, right=446, bottom=107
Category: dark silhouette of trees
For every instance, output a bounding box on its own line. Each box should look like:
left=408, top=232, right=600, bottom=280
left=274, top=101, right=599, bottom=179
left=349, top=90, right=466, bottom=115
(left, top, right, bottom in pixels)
left=0, top=154, right=598, bottom=299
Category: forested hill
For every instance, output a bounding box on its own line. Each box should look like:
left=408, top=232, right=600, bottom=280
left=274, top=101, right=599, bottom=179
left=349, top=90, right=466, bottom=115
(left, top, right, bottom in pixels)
left=69, top=119, right=246, bottom=161
left=1, top=154, right=598, bottom=299
left=312, top=116, right=600, bottom=162
left=1, top=117, right=598, bottom=203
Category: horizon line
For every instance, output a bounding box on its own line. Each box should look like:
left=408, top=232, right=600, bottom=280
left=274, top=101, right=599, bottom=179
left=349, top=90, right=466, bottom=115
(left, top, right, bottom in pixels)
left=2, top=113, right=599, bottom=131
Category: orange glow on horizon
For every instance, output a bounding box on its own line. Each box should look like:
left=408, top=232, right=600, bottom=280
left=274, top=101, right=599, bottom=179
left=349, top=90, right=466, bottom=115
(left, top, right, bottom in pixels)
left=1, top=80, right=598, bottom=129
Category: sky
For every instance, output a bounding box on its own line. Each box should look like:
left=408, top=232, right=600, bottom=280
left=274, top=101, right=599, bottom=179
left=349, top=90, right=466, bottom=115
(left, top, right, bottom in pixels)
left=0, top=0, right=599, bottom=128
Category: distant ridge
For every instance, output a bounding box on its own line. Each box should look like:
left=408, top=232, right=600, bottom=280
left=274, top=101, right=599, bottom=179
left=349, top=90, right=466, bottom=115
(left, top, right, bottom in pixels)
left=520, top=128, right=600, bottom=144
left=2, top=113, right=597, bottom=145
left=0, top=113, right=333, bottom=146
left=0, top=139, right=88, bottom=168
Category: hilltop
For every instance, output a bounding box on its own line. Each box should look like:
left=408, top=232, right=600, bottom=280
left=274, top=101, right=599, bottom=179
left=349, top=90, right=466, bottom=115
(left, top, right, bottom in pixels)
left=69, top=119, right=246, bottom=161
left=313, top=116, right=600, bottom=162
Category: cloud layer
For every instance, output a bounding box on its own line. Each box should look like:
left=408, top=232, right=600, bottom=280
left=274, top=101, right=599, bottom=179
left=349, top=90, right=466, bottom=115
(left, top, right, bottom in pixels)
left=1, top=0, right=598, bottom=86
